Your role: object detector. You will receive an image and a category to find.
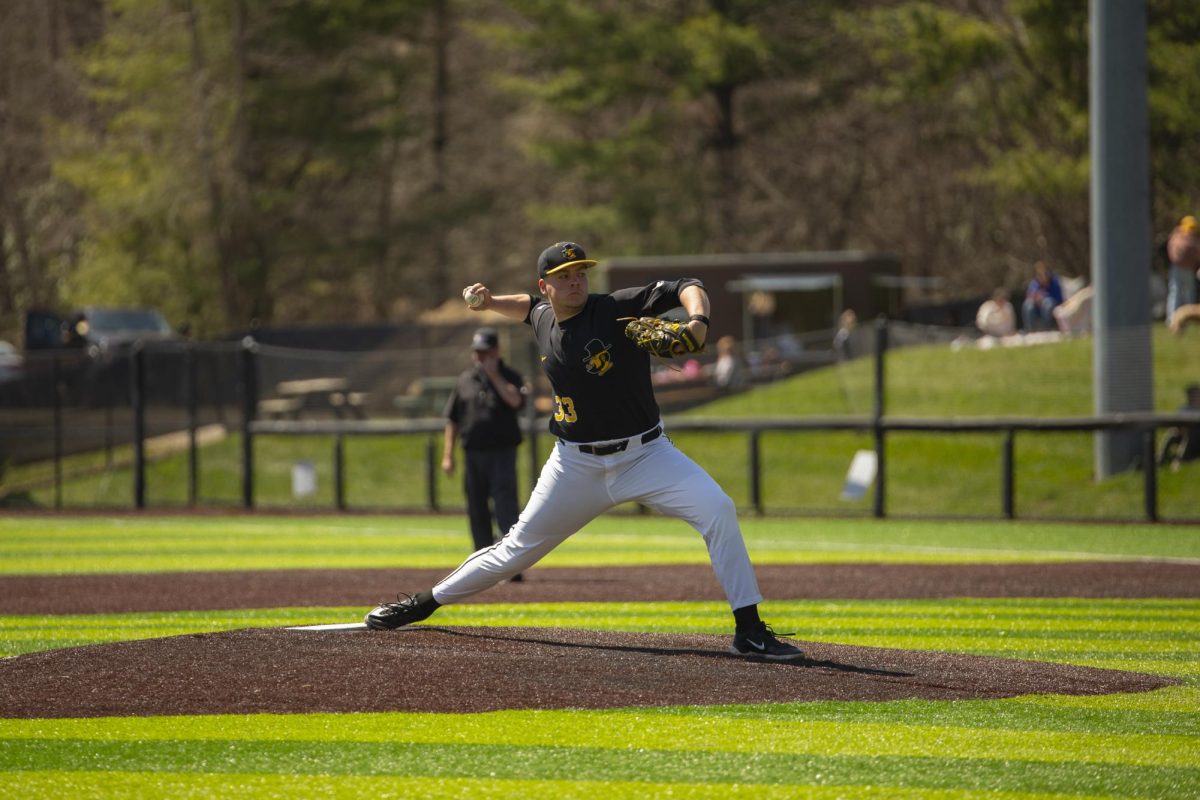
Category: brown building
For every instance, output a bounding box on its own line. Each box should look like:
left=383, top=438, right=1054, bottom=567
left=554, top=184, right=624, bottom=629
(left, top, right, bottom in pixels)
left=597, top=251, right=902, bottom=342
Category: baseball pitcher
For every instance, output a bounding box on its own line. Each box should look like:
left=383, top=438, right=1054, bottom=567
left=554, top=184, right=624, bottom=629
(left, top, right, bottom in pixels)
left=366, top=241, right=803, bottom=661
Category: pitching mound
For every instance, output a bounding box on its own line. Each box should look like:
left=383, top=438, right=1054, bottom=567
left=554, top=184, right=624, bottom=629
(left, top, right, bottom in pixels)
left=0, top=625, right=1173, bottom=718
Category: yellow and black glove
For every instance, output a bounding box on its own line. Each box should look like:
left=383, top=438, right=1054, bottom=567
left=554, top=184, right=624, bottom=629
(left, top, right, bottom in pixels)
left=621, top=317, right=705, bottom=358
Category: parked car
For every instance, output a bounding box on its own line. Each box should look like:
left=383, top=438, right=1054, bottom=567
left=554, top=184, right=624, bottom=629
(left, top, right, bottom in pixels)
left=25, top=307, right=179, bottom=358
left=15, top=307, right=186, bottom=411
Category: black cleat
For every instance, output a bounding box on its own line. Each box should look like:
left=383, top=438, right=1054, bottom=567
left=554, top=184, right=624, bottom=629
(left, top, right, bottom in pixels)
left=364, top=593, right=437, bottom=630
left=729, top=622, right=804, bottom=661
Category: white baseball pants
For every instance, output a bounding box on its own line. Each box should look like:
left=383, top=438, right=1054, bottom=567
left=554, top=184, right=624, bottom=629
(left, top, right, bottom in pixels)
left=431, top=425, right=764, bottom=610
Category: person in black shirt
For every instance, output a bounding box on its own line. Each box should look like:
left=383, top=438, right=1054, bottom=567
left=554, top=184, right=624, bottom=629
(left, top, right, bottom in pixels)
left=367, top=242, right=802, bottom=661
left=442, top=327, right=527, bottom=561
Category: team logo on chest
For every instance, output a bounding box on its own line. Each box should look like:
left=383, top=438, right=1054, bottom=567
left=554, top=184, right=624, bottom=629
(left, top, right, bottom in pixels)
left=582, top=338, right=614, bottom=376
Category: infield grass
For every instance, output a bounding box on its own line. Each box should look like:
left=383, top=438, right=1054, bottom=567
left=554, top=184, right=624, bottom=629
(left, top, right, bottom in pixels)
left=1, top=514, right=1198, bottom=574
left=1, top=515, right=1198, bottom=798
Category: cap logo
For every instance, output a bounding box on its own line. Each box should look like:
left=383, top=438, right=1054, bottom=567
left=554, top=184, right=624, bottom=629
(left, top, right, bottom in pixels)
left=562, top=245, right=578, bottom=261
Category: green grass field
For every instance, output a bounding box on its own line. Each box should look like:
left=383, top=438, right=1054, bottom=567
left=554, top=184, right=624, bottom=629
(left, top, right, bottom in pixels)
left=1, top=515, right=1198, bottom=798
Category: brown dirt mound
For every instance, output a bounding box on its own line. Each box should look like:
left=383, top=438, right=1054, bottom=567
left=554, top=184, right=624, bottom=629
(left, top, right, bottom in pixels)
left=4, top=562, right=1186, bottom=718
left=4, top=561, right=1197, bottom=615
left=0, top=625, right=1173, bottom=719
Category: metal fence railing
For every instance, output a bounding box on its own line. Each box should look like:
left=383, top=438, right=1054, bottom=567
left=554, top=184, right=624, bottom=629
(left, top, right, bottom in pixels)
left=4, top=320, right=1198, bottom=522
left=246, top=412, right=1200, bottom=523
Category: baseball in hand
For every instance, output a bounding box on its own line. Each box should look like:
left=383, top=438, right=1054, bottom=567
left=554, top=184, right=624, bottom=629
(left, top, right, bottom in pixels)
left=463, top=288, right=483, bottom=308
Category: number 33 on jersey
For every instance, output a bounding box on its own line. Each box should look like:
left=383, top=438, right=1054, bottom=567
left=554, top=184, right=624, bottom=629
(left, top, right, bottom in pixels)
left=552, top=395, right=577, bottom=423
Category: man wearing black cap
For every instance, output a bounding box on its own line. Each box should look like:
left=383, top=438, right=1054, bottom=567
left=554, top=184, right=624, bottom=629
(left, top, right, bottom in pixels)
left=367, top=241, right=803, bottom=661
left=442, top=327, right=527, bottom=563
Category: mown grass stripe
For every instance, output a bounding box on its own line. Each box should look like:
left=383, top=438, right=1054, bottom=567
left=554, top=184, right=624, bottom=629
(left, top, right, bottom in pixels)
left=2, top=685, right=1195, bottom=742
left=1, top=741, right=1195, bottom=797
left=652, top=693, right=1200, bottom=736
left=1, top=714, right=1193, bottom=767
left=1025, top=684, right=1198, bottom=711
left=0, top=771, right=1103, bottom=800
left=3, top=515, right=1198, bottom=575
left=777, top=608, right=1200, bottom=623
left=5, top=514, right=1195, bottom=554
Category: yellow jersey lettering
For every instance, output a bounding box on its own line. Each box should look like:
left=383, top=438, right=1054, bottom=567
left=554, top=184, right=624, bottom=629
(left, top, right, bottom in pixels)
left=553, top=395, right=578, bottom=423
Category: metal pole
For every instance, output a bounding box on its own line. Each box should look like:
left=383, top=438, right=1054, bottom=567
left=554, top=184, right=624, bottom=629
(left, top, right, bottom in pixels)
left=52, top=355, right=63, bottom=510
left=104, top=397, right=113, bottom=468
left=872, top=317, right=887, bottom=518
left=186, top=344, right=198, bottom=507
left=240, top=337, right=257, bottom=509
left=334, top=434, right=346, bottom=511
left=1090, top=0, right=1154, bottom=478
left=1142, top=428, right=1158, bottom=522
left=748, top=430, right=762, bottom=515
left=426, top=434, right=439, bottom=511
left=1002, top=430, right=1015, bottom=519
left=130, top=343, right=146, bottom=509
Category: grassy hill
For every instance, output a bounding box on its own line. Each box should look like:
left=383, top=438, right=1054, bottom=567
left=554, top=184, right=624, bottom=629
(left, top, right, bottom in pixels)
left=681, top=325, right=1200, bottom=520
left=694, top=325, right=1200, bottom=418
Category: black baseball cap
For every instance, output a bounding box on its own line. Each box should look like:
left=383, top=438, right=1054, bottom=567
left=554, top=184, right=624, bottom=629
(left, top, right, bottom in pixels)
left=537, top=241, right=597, bottom=279
left=471, top=328, right=499, bottom=350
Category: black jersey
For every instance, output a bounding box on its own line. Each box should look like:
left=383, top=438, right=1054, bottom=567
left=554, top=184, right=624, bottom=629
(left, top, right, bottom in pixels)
left=525, top=278, right=702, bottom=443
left=444, top=362, right=525, bottom=450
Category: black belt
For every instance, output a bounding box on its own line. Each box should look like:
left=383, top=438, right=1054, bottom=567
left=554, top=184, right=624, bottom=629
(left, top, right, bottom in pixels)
left=576, top=426, right=662, bottom=456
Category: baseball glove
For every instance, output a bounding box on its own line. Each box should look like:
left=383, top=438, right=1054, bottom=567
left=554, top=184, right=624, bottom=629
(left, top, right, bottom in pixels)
left=621, top=317, right=705, bottom=358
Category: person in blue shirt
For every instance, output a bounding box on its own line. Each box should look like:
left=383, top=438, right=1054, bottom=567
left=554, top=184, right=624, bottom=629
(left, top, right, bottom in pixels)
left=1021, top=261, right=1064, bottom=332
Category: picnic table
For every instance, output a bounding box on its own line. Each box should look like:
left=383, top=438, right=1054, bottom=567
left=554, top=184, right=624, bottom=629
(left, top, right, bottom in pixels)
left=258, top=377, right=367, bottom=419
left=393, top=376, right=459, bottom=417
left=276, top=377, right=348, bottom=398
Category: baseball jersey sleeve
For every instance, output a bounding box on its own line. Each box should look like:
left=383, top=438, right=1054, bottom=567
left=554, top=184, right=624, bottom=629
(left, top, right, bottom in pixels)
left=609, top=279, right=704, bottom=318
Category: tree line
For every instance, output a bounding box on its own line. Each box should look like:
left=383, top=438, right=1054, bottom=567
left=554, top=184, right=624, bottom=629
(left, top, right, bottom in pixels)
left=1, top=0, right=1197, bottom=340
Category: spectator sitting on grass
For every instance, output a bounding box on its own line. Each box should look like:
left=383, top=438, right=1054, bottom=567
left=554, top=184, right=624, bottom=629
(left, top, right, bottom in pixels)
left=1022, top=261, right=1064, bottom=331
left=976, top=289, right=1017, bottom=338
